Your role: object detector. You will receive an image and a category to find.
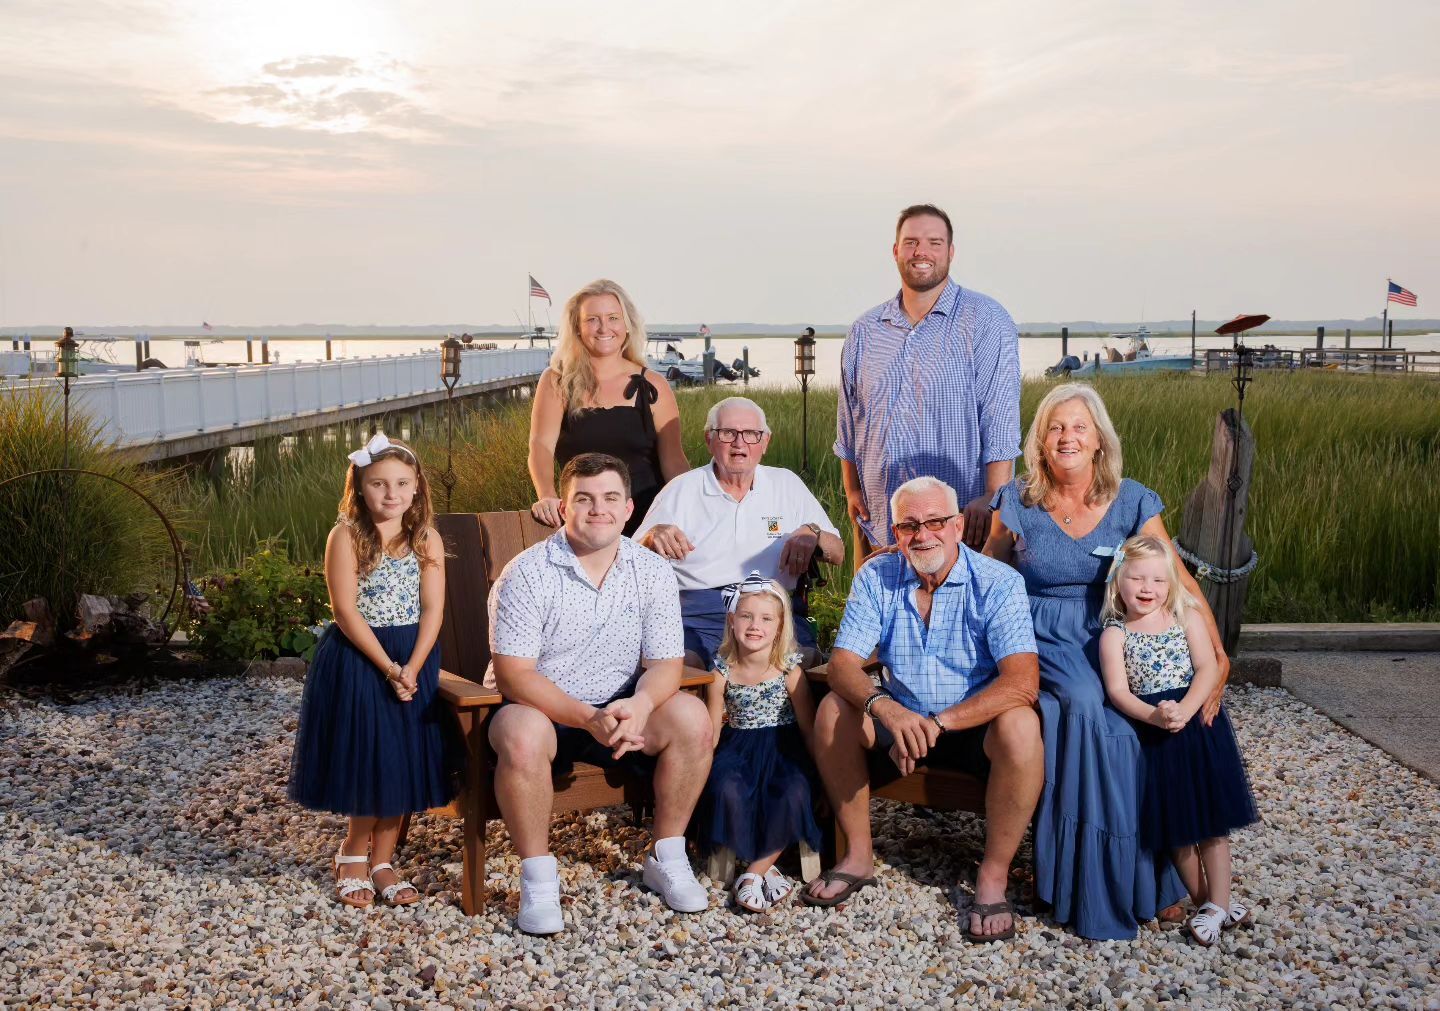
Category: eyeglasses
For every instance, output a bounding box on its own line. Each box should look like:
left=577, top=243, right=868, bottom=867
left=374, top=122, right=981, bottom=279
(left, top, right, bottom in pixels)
left=892, top=514, right=956, bottom=537
left=710, top=427, right=766, bottom=444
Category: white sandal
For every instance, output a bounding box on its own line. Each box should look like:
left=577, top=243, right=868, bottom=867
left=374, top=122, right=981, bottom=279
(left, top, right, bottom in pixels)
left=762, top=867, right=794, bottom=906
left=1223, top=898, right=1253, bottom=930
left=1187, top=901, right=1227, bottom=946
left=333, top=850, right=374, bottom=909
left=369, top=862, right=421, bottom=907
left=733, top=872, right=770, bottom=913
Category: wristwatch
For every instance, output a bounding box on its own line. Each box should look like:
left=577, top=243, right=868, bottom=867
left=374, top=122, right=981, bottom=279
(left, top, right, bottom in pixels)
left=802, top=522, right=822, bottom=537
left=930, top=713, right=947, bottom=734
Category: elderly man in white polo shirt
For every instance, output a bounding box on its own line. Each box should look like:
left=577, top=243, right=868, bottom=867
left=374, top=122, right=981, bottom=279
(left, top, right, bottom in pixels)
left=487, top=452, right=714, bottom=936
left=634, top=396, right=844, bottom=667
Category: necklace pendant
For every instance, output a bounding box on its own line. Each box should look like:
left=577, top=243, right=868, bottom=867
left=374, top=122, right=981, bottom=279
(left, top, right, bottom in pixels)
left=1063, top=516, right=1072, bottom=525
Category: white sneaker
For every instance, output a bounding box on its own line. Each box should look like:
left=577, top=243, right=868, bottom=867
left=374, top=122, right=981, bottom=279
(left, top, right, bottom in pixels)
left=517, top=858, right=563, bottom=936
left=642, top=844, right=709, bottom=913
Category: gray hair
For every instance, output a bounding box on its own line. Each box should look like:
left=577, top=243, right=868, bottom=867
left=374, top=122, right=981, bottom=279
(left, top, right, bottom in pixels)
left=704, top=396, right=770, bottom=434
left=890, top=476, right=960, bottom=520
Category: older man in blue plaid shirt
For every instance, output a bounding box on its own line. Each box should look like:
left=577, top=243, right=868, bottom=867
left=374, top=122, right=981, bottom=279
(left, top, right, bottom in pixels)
left=801, top=476, right=1043, bottom=944
left=836, top=203, right=1022, bottom=559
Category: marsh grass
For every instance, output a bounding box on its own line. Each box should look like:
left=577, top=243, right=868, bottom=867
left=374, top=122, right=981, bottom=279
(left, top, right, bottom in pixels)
left=0, top=388, right=179, bottom=629
left=177, top=373, right=1439, bottom=629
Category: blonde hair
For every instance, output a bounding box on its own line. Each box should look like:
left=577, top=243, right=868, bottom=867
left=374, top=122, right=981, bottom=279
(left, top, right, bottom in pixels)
left=338, top=437, right=437, bottom=578
left=552, top=279, right=649, bottom=412
left=717, top=585, right=800, bottom=673
left=1021, top=382, right=1124, bottom=509
left=1101, top=534, right=1197, bottom=624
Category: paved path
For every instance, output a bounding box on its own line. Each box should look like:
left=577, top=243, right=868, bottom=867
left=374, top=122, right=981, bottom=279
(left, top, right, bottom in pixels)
left=1260, top=649, right=1440, bottom=781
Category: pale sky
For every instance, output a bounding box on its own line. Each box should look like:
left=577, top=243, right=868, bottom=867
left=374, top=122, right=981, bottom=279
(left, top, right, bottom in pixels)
left=1, top=0, right=1436, bottom=327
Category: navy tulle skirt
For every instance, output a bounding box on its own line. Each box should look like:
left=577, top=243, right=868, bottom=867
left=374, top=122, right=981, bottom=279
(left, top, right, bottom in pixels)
left=697, top=723, right=821, bottom=863
left=288, top=622, right=463, bottom=819
left=1134, top=687, right=1260, bottom=851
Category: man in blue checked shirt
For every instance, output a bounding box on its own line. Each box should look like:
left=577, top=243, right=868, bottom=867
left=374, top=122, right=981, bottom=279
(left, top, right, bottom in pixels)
left=800, top=476, right=1043, bottom=945
left=836, top=203, right=1022, bottom=562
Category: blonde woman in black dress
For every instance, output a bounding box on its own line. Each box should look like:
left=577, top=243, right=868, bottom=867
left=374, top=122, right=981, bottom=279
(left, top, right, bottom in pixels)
left=528, top=279, right=688, bottom=536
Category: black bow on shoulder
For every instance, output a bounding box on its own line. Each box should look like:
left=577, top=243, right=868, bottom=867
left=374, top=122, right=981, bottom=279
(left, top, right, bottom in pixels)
left=624, top=371, right=659, bottom=438
left=623, top=372, right=659, bottom=405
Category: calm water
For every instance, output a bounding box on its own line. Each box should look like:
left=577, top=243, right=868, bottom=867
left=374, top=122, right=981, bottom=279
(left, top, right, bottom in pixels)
left=37, top=331, right=1440, bottom=386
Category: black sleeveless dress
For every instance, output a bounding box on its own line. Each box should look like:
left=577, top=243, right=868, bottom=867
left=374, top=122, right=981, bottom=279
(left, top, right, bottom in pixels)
left=554, top=372, right=663, bottom=536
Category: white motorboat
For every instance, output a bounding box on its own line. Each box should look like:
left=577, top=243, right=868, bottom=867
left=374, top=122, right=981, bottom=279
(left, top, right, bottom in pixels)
left=1047, top=326, right=1193, bottom=377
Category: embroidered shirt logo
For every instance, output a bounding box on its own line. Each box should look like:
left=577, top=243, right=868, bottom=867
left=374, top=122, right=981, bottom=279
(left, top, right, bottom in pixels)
left=764, top=517, right=783, bottom=538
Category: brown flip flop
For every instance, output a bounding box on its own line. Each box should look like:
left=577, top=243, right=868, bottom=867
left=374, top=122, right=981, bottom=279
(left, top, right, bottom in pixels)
left=962, top=899, right=1017, bottom=943
left=799, top=869, right=878, bottom=907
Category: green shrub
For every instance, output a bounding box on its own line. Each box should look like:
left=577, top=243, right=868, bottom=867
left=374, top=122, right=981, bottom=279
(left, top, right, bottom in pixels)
left=188, top=540, right=331, bottom=661
left=0, top=386, right=180, bottom=631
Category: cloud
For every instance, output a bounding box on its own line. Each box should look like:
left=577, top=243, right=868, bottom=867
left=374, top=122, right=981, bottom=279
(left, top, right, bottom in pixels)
left=261, top=55, right=363, bottom=78
left=1345, top=73, right=1440, bottom=101
left=201, top=53, right=445, bottom=140
left=1184, top=50, right=1351, bottom=87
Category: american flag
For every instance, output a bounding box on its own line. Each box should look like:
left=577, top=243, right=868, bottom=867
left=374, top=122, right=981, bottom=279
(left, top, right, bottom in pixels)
left=201, top=321, right=213, bottom=331
left=1387, top=281, right=1418, bottom=307
left=698, top=323, right=711, bottom=336
left=528, top=275, right=551, bottom=304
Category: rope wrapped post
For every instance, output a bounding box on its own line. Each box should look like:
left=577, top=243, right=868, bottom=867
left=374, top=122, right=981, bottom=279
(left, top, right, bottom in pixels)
left=1177, top=407, right=1255, bottom=656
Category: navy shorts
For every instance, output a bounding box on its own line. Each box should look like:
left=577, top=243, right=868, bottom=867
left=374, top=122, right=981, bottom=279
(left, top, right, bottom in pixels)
left=548, top=681, right=656, bottom=778
left=871, top=718, right=991, bottom=781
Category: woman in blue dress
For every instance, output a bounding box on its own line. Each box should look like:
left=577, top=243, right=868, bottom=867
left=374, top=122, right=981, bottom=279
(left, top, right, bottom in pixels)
left=984, top=383, right=1231, bottom=940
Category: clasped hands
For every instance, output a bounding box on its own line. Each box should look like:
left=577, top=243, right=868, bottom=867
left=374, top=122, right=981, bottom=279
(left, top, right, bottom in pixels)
left=585, top=694, right=655, bottom=759
left=873, top=698, right=943, bottom=777
left=1147, top=699, right=1193, bottom=733
left=385, top=661, right=417, bottom=702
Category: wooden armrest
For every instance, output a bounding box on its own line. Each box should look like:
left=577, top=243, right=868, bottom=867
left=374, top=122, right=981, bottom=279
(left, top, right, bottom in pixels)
left=441, top=667, right=712, bottom=709
left=679, top=665, right=714, bottom=690
left=805, top=659, right=882, bottom=685
left=439, top=670, right=502, bottom=709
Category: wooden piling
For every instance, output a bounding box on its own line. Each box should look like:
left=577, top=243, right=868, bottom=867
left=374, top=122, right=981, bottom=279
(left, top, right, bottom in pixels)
left=1178, top=408, right=1255, bottom=657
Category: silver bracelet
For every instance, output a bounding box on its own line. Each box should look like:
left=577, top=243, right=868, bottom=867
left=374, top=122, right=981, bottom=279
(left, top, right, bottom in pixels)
left=863, top=690, right=890, bottom=718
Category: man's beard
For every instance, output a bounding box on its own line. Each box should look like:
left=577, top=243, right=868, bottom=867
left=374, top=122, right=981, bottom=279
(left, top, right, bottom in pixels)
left=900, top=258, right=949, bottom=293
left=905, top=545, right=949, bottom=575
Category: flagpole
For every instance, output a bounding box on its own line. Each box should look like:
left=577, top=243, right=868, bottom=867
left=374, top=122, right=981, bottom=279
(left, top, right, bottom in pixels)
left=1383, top=277, right=1390, bottom=350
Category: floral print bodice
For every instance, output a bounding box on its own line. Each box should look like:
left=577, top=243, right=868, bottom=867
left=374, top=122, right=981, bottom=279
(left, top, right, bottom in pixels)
left=356, top=552, right=421, bottom=627
left=715, top=653, right=805, bottom=729
left=1108, top=620, right=1194, bottom=695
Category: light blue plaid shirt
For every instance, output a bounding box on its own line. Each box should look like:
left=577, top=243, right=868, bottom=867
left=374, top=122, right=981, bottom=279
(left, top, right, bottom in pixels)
left=832, top=547, right=1036, bottom=715
left=835, top=279, right=1021, bottom=547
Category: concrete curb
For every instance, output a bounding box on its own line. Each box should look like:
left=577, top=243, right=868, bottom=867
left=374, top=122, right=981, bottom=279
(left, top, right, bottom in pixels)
left=1240, top=623, right=1440, bottom=652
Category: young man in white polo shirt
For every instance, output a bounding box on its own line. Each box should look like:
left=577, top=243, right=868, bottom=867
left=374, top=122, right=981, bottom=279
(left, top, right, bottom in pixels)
left=634, top=397, right=844, bottom=667
left=487, top=452, right=714, bottom=935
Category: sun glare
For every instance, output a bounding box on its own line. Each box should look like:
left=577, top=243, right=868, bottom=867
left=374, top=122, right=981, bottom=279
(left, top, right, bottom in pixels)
left=176, top=0, right=426, bottom=137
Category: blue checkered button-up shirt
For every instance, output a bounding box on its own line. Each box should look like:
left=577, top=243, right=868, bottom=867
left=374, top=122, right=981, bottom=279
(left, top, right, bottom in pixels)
left=835, top=279, right=1022, bottom=547
left=832, top=547, right=1037, bottom=715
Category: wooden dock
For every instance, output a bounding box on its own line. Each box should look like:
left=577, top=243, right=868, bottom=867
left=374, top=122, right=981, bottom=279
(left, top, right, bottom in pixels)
left=7, top=348, right=549, bottom=462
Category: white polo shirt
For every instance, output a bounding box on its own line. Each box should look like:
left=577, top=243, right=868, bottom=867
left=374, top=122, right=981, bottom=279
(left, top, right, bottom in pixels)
left=487, top=531, right=685, bottom=705
left=633, top=464, right=841, bottom=592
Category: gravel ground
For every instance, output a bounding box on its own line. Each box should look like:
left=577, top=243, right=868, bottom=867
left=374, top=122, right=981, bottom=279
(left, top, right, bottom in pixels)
left=1, top=678, right=1437, bottom=1010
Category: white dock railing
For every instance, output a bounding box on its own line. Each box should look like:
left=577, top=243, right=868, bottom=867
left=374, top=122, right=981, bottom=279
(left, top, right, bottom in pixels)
left=22, top=348, right=550, bottom=448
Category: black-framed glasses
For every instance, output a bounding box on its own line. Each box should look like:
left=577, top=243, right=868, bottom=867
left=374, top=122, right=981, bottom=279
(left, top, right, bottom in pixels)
left=710, top=427, right=766, bottom=444
left=892, top=514, right=956, bottom=537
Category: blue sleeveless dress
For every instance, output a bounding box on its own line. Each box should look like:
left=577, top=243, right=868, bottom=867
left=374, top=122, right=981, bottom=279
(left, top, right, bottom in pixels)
left=1112, top=620, right=1260, bottom=851
left=288, top=552, right=462, bottom=818
left=696, top=655, right=821, bottom=862
left=991, top=477, right=1186, bottom=939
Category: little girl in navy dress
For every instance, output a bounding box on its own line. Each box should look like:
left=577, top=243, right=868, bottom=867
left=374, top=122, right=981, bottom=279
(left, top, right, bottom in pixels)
left=289, top=433, right=461, bottom=909
left=1099, top=534, right=1260, bottom=945
left=697, top=572, right=821, bottom=913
